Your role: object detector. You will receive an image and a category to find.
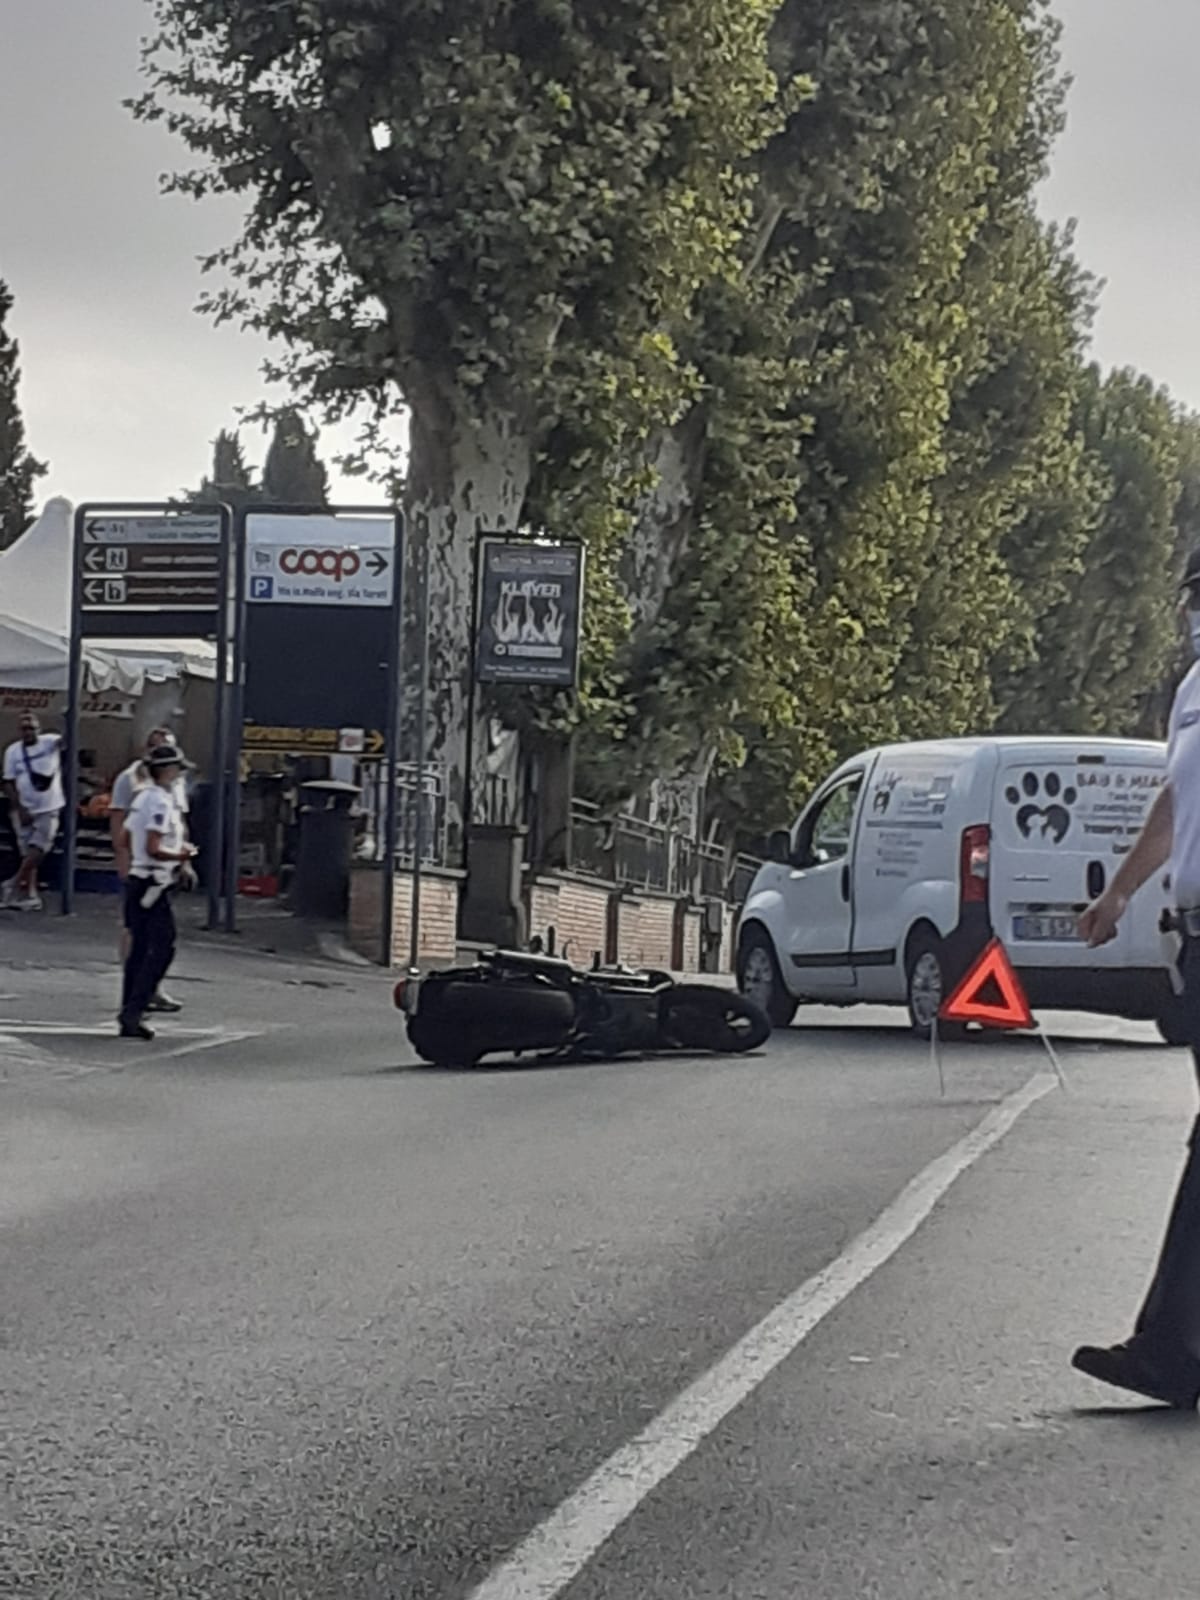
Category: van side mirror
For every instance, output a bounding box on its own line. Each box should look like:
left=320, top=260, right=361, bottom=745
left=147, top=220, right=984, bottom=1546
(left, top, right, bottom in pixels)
left=767, top=829, right=792, bottom=865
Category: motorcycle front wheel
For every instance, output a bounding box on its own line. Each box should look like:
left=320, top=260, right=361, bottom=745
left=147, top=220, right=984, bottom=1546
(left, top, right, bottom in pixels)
left=659, top=985, right=771, bottom=1054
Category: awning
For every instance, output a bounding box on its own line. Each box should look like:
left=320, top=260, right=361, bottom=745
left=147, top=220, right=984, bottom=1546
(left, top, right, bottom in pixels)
left=0, top=611, right=190, bottom=696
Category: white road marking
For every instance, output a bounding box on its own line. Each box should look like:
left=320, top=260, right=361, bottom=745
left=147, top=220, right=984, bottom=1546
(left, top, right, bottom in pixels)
left=0, top=1021, right=228, bottom=1038
left=0, top=1022, right=263, bottom=1062
left=467, top=1072, right=1058, bottom=1600
left=156, top=1030, right=259, bottom=1059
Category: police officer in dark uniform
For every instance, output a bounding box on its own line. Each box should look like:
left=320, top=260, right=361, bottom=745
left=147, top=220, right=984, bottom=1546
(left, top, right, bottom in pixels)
left=118, top=745, right=196, bottom=1041
left=1074, top=548, right=1200, bottom=1407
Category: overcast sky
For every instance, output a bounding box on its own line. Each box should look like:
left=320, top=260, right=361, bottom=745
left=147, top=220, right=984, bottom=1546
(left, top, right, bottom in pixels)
left=2, top=0, right=1197, bottom=508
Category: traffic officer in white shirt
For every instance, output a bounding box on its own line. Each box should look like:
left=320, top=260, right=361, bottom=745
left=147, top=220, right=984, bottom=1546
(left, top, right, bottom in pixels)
left=1, top=711, right=65, bottom=911
left=1074, top=547, right=1200, bottom=1407
left=118, top=744, right=196, bottom=1041
left=109, top=725, right=189, bottom=1013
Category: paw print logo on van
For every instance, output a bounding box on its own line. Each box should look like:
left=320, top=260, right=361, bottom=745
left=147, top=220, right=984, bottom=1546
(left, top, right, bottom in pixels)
left=1006, top=772, right=1077, bottom=845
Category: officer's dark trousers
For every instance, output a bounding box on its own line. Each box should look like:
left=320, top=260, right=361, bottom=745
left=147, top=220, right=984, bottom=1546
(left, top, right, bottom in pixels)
left=1133, top=936, right=1200, bottom=1373
left=120, top=877, right=176, bottom=1028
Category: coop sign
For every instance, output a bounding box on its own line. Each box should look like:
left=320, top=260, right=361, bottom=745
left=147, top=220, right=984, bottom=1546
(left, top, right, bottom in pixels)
left=474, top=537, right=584, bottom=688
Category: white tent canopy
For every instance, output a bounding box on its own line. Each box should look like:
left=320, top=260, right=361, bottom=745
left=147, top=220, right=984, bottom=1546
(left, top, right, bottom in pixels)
left=0, top=499, right=217, bottom=687
left=0, top=612, right=179, bottom=695
left=1, top=497, right=75, bottom=634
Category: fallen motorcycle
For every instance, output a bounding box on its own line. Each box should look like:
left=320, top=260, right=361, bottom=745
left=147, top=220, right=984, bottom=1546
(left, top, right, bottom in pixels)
left=395, top=947, right=771, bottom=1068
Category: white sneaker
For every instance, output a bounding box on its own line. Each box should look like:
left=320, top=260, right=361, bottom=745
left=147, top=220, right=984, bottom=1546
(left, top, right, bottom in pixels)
left=0, top=878, right=17, bottom=908
left=16, top=893, right=43, bottom=912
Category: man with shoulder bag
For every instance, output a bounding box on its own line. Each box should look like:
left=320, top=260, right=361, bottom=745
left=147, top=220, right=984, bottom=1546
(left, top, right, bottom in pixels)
left=2, top=711, right=65, bottom=912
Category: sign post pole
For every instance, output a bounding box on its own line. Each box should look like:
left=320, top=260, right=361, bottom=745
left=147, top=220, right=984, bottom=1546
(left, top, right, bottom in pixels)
left=208, top=519, right=233, bottom=931
left=222, top=513, right=248, bottom=934
left=381, top=510, right=405, bottom=968
left=61, top=507, right=87, bottom=916
left=408, top=529, right=431, bottom=975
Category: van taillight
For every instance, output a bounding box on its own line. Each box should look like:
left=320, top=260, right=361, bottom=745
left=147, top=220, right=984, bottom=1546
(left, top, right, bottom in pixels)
left=960, top=825, right=991, bottom=904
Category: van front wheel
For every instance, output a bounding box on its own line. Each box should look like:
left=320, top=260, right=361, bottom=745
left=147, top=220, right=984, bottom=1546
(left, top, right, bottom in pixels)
left=737, top=926, right=797, bottom=1030
left=906, top=932, right=968, bottom=1041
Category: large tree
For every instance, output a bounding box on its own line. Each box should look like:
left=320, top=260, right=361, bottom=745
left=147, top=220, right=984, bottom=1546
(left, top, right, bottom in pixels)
left=698, top=0, right=1098, bottom=834
left=1002, top=368, right=1191, bottom=737
left=0, top=280, right=46, bottom=549
left=132, top=0, right=783, bottom=850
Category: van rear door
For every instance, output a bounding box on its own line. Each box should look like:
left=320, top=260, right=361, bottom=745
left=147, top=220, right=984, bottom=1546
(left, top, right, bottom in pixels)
left=991, top=743, right=1167, bottom=968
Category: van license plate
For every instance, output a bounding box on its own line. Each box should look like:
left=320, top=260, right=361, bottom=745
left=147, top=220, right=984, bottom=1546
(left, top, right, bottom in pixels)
left=1012, top=914, right=1080, bottom=942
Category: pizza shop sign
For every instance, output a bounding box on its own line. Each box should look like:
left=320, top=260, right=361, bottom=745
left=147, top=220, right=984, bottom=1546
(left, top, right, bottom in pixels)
left=0, top=687, right=135, bottom=718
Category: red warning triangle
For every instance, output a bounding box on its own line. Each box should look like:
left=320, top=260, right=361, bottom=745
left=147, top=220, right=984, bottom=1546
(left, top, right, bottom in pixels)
left=939, top=939, right=1033, bottom=1030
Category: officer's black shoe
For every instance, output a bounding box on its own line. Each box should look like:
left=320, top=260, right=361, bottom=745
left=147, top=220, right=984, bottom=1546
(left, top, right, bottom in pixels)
left=146, top=992, right=182, bottom=1014
left=1072, top=1341, right=1200, bottom=1409
left=118, top=1018, right=156, bottom=1041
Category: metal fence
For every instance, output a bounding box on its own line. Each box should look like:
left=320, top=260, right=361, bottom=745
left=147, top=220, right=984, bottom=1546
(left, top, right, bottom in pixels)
left=365, top=767, right=759, bottom=897
left=732, top=853, right=763, bottom=905
left=394, top=762, right=448, bottom=867
left=568, top=798, right=760, bottom=904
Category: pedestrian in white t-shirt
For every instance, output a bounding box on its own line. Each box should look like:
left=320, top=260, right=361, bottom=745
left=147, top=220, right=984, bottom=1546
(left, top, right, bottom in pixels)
left=108, top=726, right=189, bottom=1012
left=2, top=711, right=65, bottom=912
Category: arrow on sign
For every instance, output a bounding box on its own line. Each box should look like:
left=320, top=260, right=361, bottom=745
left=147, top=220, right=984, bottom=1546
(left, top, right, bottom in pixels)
left=83, top=579, right=105, bottom=603
left=365, top=730, right=386, bottom=755
left=83, top=548, right=105, bottom=572
left=366, top=551, right=389, bottom=577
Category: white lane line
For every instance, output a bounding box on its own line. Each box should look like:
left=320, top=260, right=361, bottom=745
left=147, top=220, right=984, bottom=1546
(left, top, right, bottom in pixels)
left=467, top=1072, right=1058, bottom=1600
left=0, top=1023, right=264, bottom=1061
left=156, top=1030, right=260, bottom=1059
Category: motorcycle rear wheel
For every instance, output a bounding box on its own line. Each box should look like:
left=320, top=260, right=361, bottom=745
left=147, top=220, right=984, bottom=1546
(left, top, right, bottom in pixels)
left=660, top=985, right=771, bottom=1054
left=407, top=977, right=574, bottom=1068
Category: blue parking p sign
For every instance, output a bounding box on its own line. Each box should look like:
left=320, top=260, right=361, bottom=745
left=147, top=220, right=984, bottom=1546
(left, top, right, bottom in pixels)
left=249, top=575, right=274, bottom=601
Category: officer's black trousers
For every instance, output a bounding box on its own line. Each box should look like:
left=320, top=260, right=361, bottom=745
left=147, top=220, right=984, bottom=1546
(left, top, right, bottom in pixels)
left=120, top=877, right=176, bottom=1027
left=1133, top=936, right=1200, bottom=1371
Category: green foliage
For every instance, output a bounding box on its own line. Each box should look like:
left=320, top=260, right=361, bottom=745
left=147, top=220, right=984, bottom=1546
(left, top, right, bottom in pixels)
left=0, top=280, right=46, bottom=550
left=190, top=427, right=260, bottom=514
left=262, top=408, right=329, bottom=507
left=999, top=367, right=1188, bottom=736
left=132, top=0, right=781, bottom=444
left=134, top=0, right=1200, bottom=851
left=133, top=0, right=787, bottom=844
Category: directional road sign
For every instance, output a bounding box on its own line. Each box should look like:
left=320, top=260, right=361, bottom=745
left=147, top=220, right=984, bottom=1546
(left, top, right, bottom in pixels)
left=79, top=514, right=224, bottom=614
left=243, top=724, right=388, bottom=757
left=82, top=514, right=222, bottom=545
left=81, top=543, right=220, bottom=576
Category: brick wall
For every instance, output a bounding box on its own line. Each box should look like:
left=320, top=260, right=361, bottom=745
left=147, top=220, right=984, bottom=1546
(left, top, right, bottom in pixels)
left=615, top=894, right=676, bottom=970
left=526, top=875, right=610, bottom=965
left=348, top=865, right=461, bottom=966
left=525, top=874, right=732, bottom=973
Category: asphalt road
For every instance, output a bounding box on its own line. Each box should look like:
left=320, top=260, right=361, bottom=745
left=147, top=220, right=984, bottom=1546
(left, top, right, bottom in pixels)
left=2, top=912, right=1198, bottom=1598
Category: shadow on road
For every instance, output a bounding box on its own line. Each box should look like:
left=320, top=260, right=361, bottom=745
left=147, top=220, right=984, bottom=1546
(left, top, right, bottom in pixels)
left=369, top=1047, right=777, bottom=1078
left=1068, top=1404, right=1200, bottom=1429
left=785, top=1020, right=1167, bottom=1055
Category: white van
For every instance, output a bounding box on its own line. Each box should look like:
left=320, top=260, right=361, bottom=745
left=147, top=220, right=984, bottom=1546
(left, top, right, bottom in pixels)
left=736, top=737, right=1183, bottom=1040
